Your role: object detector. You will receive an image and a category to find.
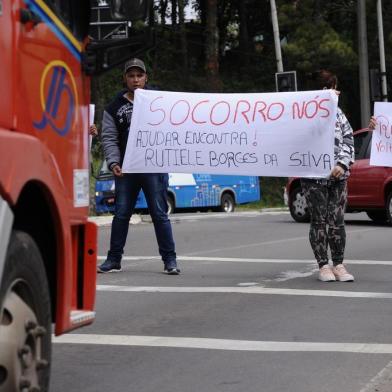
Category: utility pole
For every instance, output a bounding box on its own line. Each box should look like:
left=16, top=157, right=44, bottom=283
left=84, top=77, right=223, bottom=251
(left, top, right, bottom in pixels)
left=377, top=0, right=388, bottom=101
left=357, top=0, right=371, bottom=126
left=270, top=0, right=283, bottom=72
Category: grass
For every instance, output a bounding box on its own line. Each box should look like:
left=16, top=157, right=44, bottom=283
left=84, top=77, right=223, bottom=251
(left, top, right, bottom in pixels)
left=237, top=200, right=286, bottom=211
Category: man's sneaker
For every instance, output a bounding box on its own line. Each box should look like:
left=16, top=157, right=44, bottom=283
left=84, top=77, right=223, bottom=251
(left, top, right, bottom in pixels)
left=97, top=260, right=122, bottom=273
left=318, top=264, right=336, bottom=282
left=164, top=261, right=180, bottom=275
left=332, top=264, right=354, bottom=282
left=165, top=267, right=180, bottom=275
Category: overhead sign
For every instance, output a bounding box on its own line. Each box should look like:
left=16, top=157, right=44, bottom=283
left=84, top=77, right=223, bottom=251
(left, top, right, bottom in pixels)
left=122, top=89, right=338, bottom=178
left=370, top=102, right=392, bottom=167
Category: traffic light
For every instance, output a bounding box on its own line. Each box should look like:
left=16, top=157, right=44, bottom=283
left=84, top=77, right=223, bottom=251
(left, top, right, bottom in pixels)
left=275, top=71, right=297, bottom=92
left=369, top=68, right=381, bottom=101
left=109, top=0, right=151, bottom=21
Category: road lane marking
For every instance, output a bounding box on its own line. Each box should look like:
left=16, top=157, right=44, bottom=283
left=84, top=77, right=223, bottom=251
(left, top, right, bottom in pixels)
left=53, top=334, right=392, bottom=354
left=265, top=268, right=317, bottom=282
left=360, top=361, right=392, bottom=392
left=97, top=255, right=392, bottom=266
left=169, top=211, right=264, bottom=221
left=97, top=256, right=160, bottom=261
left=96, top=285, right=392, bottom=299
left=183, top=227, right=380, bottom=256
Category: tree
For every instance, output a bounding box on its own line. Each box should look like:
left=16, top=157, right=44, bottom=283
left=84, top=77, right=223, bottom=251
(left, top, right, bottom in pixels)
left=238, top=0, right=250, bottom=66
left=205, top=0, right=221, bottom=91
left=171, top=0, right=178, bottom=25
left=178, top=0, right=189, bottom=76
left=159, top=0, right=169, bottom=24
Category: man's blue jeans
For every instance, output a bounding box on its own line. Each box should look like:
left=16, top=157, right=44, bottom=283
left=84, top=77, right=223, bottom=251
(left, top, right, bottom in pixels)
left=107, top=173, right=176, bottom=265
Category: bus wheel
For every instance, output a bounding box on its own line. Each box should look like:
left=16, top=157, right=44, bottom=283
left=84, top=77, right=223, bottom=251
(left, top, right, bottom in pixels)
left=0, top=231, right=51, bottom=392
left=167, top=195, right=175, bottom=215
left=220, top=193, right=235, bottom=213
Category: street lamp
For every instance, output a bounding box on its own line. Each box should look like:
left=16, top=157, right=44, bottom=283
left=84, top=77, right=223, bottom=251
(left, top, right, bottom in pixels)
left=377, top=0, right=388, bottom=101
left=270, top=0, right=283, bottom=73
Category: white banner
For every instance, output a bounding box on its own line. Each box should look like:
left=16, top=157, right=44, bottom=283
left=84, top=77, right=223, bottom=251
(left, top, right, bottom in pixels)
left=370, top=102, right=392, bottom=167
left=89, top=103, right=95, bottom=150
left=122, top=89, right=338, bottom=177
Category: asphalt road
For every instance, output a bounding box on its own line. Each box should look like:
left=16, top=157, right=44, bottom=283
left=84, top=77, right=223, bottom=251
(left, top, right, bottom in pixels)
left=52, top=210, right=392, bottom=392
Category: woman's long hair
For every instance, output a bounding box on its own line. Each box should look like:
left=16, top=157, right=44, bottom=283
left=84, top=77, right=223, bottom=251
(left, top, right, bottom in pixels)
left=307, top=70, right=337, bottom=90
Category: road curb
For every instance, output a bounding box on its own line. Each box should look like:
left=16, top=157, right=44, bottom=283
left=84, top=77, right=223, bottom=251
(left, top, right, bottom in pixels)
left=88, top=214, right=142, bottom=227
left=89, top=208, right=289, bottom=227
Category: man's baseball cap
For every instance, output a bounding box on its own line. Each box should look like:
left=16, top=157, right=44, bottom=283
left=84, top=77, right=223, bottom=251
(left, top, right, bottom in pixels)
left=124, top=58, right=146, bottom=73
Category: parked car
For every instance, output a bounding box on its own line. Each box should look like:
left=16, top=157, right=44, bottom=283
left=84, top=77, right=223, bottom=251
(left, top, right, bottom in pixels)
left=284, top=128, right=392, bottom=224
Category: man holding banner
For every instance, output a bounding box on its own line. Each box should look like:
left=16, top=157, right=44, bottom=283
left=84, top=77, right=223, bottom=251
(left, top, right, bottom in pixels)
left=300, top=70, right=355, bottom=282
left=98, top=58, right=180, bottom=275
left=120, top=64, right=355, bottom=282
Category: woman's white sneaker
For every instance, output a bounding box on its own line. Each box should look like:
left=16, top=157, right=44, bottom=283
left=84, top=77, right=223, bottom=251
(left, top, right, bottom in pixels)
left=318, top=265, right=336, bottom=282
left=332, top=264, right=354, bottom=282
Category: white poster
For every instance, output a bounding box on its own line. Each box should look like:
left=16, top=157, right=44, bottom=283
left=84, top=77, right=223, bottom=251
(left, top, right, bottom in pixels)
left=122, top=89, right=338, bottom=178
left=89, top=104, right=95, bottom=150
left=370, top=102, right=392, bottom=167
left=168, top=173, right=197, bottom=186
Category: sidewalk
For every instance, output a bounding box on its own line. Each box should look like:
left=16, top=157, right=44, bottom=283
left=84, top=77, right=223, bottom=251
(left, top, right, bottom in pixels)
left=88, top=208, right=288, bottom=227
left=88, top=214, right=142, bottom=227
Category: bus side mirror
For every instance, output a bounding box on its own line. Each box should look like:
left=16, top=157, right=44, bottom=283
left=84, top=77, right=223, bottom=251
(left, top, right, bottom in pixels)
left=109, top=0, right=151, bottom=22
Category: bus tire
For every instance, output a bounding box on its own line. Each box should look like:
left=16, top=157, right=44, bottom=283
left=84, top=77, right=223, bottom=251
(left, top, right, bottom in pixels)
left=220, top=193, right=235, bottom=213
left=0, top=231, right=51, bottom=392
left=167, top=194, right=175, bottom=215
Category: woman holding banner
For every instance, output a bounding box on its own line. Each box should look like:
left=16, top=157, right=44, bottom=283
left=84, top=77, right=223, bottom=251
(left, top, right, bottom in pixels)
left=300, top=70, right=355, bottom=282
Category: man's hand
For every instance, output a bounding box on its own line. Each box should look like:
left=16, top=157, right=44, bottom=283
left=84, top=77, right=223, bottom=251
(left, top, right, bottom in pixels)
left=111, top=164, right=123, bottom=177
left=330, top=165, right=345, bottom=179
left=89, top=124, right=98, bottom=137
left=368, top=116, right=377, bottom=130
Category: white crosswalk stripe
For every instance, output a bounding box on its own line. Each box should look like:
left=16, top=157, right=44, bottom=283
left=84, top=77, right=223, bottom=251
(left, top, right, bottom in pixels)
left=97, top=284, right=392, bottom=299
left=97, top=255, right=392, bottom=265
left=54, top=334, right=392, bottom=354
left=85, top=255, right=392, bottom=358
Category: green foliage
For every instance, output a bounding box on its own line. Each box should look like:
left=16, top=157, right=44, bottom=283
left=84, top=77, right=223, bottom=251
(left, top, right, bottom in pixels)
left=259, top=177, right=287, bottom=207
left=89, top=0, right=392, bottom=213
left=237, top=177, right=287, bottom=210
left=284, top=24, right=357, bottom=72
